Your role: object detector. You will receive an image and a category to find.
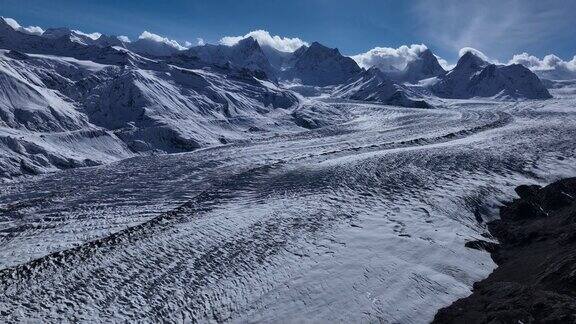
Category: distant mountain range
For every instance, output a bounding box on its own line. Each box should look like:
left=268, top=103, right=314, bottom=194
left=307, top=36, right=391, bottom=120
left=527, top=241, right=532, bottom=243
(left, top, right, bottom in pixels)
left=0, top=17, right=554, bottom=178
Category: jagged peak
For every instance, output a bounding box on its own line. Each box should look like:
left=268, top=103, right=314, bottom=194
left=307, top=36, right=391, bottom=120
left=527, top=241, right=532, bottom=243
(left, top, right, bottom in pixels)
left=456, top=51, right=489, bottom=70
left=307, top=41, right=341, bottom=56
left=42, top=27, right=73, bottom=39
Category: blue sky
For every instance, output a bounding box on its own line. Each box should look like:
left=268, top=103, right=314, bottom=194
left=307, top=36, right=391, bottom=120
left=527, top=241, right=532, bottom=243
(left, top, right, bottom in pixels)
left=2, top=0, right=575, bottom=63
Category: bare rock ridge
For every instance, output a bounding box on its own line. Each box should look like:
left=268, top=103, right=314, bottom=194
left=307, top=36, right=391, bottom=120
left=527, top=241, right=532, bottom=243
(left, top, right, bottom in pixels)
left=282, top=42, right=362, bottom=86
left=0, top=17, right=555, bottom=179
left=333, top=67, right=430, bottom=108
left=433, top=178, right=576, bottom=323
left=387, top=48, right=447, bottom=83
left=432, top=51, right=552, bottom=99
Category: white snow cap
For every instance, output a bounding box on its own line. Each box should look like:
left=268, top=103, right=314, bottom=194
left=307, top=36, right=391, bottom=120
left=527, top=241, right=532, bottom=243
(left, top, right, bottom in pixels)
left=352, top=44, right=429, bottom=71
left=219, top=30, right=308, bottom=52
left=138, top=31, right=188, bottom=50
left=72, top=29, right=102, bottom=40
left=509, top=53, right=576, bottom=72
left=2, top=17, right=44, bottom=36
left=196, top=38, right=205, bottom=46
left=458, top=47, right=491, bottom=62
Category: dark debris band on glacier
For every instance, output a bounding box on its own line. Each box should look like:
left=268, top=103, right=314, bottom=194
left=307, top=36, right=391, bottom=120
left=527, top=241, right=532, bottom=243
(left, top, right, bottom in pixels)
left=2, top=93, right=576, bottom=322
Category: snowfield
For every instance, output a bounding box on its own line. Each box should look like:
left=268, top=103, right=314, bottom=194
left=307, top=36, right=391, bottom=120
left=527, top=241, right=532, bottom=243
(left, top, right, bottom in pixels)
left=1, top=86, right=576, bottom=323
left=0, top=16, right=575, bottom=323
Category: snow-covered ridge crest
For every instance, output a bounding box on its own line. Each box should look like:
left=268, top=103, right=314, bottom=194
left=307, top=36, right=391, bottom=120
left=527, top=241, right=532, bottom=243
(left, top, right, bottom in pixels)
left=431, top=51, right=552, bottom=99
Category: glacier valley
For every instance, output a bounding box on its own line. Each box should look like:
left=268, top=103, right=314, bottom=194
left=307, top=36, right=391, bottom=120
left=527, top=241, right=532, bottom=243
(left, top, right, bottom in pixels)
left=0, top=16, right=575, bottom=323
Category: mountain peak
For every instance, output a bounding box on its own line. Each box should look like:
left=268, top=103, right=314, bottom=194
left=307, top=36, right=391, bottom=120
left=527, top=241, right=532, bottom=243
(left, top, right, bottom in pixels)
left=308, top=41, right=341, bottom=55
left=456, top=51, right=489, bottom=70
left=42, top=27, right=73, bottom=39
left=236, top=36, right=260, bottom=48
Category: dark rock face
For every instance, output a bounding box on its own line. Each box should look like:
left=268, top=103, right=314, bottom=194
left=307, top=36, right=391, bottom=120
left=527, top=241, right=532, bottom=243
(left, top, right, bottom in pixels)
left=434, top=178, right=576, bottom=324
left=431, top=52, right=552, bottom=100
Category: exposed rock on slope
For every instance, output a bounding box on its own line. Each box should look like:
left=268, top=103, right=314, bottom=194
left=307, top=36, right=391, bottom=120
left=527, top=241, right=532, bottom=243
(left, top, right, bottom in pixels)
left=399, top=49, right=446, bottom=83
left=434, top=178, right=576, bottom=323
left=283, top=42, right=362, bottom=86
left=184, top=37, right=276, bottom=80
left=333, top=67, right=430, bottom=108
left=432, top=52, right=552, bottom=99
left=0, top=43, right=300, bottom=178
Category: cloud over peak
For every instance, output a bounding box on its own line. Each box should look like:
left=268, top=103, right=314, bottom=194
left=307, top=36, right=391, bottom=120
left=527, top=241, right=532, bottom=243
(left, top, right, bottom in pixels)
left=352, top=44, right=430, bottom=71
left=2, top=17, right=44, bottom=36
left=138, top=31, right=188, bottom=50
left=458, top=47, right=492, bottom=62
left=219, top=30, right=308, bottom=52
left=508, top=53, right=576, bottom=80
left=509, top=53, right=576, bottom=72
left=72, top=29, right=102, bottom=40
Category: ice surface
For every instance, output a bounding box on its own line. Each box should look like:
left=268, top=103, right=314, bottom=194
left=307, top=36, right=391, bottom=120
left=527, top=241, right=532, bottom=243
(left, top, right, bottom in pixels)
left=1, top=90, right=576, bottom=322
left=0, top=18, right=572, bottom=323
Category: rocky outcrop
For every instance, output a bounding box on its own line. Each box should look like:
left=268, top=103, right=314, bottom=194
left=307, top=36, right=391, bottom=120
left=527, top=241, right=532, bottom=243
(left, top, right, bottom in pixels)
left=433, top=178, right=576, bottom=323
left=432, top=51, right=552, bottom=99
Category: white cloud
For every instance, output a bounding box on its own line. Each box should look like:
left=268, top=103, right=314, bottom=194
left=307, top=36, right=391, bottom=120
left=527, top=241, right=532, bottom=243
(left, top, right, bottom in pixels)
left=22, top=25, right=44, bottom=36
left=117, top=35, right=131, bottom=43
left=2, top=17, right=44, bottom=36
left=509, top=53, right=576, bottom=71
left=72, top=29, right=102, bottom=40
left=2, top=17, right=21, bottom=30
left=138, top=31, right=187, bottom=50
left=196, top=38, right=205, bottom=46
left=458, top=47, right=492, bottom=62
left=219, top=30, right=308, bottom=52
left=412, top=0, right=576, bottom=59
left=351, top=44, right=429, bottom=71
left=435, top=54, right=454, bottom=70
left=508, top=52, right=576, bottom=79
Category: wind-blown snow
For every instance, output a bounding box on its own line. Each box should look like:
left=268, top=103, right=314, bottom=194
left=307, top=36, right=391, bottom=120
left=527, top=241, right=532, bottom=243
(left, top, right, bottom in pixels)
left=117, top=35, right=131, bottom=43
left=137, top=31, right=188, bottom=50
left=1, top=17, right=44, bottom=36
left=458, top=47, right=493, bottom=62
left=72, top=29, right=102, bottom=40
left=220, top=30, right=308, bottom=53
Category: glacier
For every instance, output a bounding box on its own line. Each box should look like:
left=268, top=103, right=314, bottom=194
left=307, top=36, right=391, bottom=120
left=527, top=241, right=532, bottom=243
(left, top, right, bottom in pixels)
left=0, top=16, right=574, bottom=324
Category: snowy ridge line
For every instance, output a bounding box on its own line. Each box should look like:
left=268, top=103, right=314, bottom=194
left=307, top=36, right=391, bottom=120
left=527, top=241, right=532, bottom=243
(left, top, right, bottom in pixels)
left=0, top=162, right=282, bottom=281
left=309, top=110, right=513, bottom=159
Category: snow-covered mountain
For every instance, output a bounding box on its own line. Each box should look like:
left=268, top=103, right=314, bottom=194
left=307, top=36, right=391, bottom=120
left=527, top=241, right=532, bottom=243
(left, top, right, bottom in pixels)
left=398, top=49, right=446, bottom=83
left=431, top=51, right=551, bottom=99
left=0, top=34, right=302, bottom=178
left=184, top=37, right=276, bottom=79
left=281, top=42, right=362, bottom=86
left=0, top=17, right=559, bottom=180
left=125, top=38, right=181, bottom=58
left=333, top=67, right=430, bottom=108
left=534, top=68, right=576, bottom=82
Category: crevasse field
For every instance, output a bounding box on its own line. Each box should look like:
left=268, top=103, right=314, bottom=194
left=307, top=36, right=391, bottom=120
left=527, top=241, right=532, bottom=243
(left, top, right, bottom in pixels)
left=2, top=85, right=575, bottom=322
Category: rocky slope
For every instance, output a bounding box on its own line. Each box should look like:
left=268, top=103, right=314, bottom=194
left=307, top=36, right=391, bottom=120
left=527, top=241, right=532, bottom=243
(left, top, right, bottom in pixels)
left=434, top=178, right=576, bottom=323
left=184, top=37, right=276, bottom=79
left=0, top=25, right=302, bottom=179
left=432, top=51, right=552, bottom=99
left=332, top=67, right=430, bottom=108
left=282, top=42, right=362, bottom=86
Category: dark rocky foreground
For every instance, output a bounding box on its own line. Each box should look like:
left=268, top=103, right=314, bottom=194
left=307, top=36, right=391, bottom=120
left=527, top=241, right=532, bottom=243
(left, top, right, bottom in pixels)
left=433, top=178, right=576, bottom=323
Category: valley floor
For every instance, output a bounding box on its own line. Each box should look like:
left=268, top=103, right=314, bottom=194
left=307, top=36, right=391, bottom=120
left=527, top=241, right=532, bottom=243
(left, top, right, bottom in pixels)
left=1, top=93, right=576, bottom=322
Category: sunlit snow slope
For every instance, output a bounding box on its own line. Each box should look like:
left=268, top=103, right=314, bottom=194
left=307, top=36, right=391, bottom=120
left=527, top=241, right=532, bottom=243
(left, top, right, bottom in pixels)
left=1, top=86, right=575, bottom=323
